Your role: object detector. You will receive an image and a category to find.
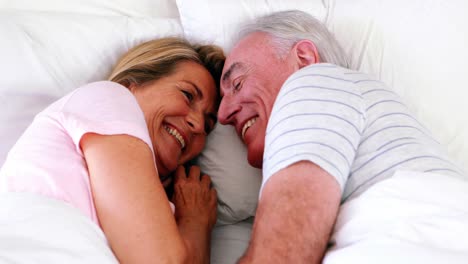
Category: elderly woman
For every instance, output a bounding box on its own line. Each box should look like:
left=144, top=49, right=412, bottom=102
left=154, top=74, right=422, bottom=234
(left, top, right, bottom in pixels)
left=0, top=37, right=225, bottom=263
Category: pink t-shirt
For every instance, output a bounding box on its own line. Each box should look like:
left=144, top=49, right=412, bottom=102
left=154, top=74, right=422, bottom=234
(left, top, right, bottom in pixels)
left=0, top=81, right=158, bottom=224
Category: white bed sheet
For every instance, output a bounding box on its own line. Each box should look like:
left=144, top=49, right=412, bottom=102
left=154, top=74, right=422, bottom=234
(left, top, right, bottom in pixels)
left=324, top=170, right=468, bottom=263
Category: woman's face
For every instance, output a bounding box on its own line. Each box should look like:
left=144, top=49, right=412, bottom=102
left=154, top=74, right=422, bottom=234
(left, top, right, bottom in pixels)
left=130, top=61, right=218, bottom=178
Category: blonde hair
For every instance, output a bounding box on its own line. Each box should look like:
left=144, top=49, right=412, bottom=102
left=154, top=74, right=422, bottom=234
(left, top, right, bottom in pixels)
left=109, top=37, right=225, bottom=89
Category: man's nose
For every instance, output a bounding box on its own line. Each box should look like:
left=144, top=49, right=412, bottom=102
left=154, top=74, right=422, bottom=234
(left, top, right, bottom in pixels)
left=218, top=96, right=241, bottom=125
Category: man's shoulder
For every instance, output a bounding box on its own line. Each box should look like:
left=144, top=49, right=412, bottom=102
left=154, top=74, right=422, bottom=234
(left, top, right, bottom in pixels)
left=298, top=63, right=350, bottom=75
left=276, top=63, right=367, bottom=102
left=281, top=63, right=353, bottom=91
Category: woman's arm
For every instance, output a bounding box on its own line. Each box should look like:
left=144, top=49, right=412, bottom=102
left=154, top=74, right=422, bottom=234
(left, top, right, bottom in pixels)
left=81, top=133, right=189, bottom=263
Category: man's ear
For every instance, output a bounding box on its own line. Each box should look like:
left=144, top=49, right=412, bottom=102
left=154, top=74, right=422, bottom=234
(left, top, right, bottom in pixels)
left=293, top=40, right=320, bottom=68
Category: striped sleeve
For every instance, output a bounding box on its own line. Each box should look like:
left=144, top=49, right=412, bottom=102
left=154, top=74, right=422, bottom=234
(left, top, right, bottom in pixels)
left=261, top=64, right=365, bottom=194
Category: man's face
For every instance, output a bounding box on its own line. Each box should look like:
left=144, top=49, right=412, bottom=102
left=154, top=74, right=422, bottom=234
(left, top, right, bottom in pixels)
left=218, top=32, right=296, bottom=168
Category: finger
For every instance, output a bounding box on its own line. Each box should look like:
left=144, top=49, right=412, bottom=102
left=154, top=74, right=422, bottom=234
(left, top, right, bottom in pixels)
left=187, top=165, right=201, bottom=181
left=162, top=175, right=172, bottom=188
left=201, top=174, right=211, bottom=188
left=172, top=183, right=186, bottom=206
left=210, top=188, right=217, bottom=205
left=174, top=165, right=187, bottom=183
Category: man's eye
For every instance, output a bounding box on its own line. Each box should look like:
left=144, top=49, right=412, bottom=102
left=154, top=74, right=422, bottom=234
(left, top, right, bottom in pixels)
left=233, top=81, right=241, bottom=91
left=182, top=90, right=194, bottom=101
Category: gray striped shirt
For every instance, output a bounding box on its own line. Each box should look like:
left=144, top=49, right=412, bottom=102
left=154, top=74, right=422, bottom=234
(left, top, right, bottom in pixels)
left=263, top=63, right=465, bottom=202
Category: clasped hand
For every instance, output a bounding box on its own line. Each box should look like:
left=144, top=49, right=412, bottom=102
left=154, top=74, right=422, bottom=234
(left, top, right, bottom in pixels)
left=171, top=165, right=217, bottom=229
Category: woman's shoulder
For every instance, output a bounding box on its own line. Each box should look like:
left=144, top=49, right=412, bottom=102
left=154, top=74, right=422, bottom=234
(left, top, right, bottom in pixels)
left=36, top=81, right=127, bottom=115
left=24, top=81, right=142, bottom=134
left=72, top=81, right=131, bottom=98
left=60, top=81, right=134, bottom=108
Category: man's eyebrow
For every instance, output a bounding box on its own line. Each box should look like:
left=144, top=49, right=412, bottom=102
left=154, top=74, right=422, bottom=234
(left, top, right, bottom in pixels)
left=221, top=62, right=242, bottom=84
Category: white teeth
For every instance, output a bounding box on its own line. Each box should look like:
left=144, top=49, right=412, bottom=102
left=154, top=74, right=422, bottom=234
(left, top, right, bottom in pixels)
left=164, top=125, right=186, bottom=149
left=241, top=117, right=257, bottom=140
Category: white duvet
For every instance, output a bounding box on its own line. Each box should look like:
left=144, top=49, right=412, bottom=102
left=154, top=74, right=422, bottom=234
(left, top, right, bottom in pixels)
left=0, top=193, right=117, bottom=263
left=324, top=170, right=468, bottom=264
left=0, top=171, right=467, bottom=264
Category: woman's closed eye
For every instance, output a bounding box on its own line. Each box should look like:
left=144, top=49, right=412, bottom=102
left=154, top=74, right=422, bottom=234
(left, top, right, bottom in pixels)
left=182, top=90, right=194, bottom=102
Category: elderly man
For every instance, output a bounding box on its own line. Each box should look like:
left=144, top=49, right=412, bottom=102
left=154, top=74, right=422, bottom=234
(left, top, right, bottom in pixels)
left=217, top=10, right=466, bottom=263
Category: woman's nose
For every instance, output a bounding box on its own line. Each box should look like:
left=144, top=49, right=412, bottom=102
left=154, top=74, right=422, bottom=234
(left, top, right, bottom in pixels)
left=187, top=110, right=204, bottom=134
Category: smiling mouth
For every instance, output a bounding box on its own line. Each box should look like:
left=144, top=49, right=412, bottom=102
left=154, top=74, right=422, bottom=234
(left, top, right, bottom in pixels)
left=164, top=125, right=186, bottom=149
left=241, top=117, right=258, bottom=140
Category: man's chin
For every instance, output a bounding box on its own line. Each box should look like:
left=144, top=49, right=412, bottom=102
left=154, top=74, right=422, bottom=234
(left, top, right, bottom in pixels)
left=247, top=151, right=263, bottom=169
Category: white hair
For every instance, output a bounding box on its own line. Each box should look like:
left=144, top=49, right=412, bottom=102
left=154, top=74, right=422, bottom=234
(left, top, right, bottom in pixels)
left=234, top=10, right=349, bottom=68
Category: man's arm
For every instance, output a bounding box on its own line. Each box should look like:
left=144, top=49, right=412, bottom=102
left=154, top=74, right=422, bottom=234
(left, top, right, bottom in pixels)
left=238, top=161, right=341, bottom=263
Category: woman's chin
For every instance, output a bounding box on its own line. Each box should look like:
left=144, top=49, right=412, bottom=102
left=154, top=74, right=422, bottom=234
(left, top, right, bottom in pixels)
left=155, top=147, right=182, bottom=174
left=158, top=160, right=176, bottom=175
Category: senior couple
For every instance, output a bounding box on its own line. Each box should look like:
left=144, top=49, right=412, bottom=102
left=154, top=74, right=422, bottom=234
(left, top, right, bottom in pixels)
left=1, top=9, right=466, bottom=264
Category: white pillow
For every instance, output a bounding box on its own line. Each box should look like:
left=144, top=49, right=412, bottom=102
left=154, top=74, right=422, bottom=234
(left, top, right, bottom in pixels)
left=0, top=9, right=182, bottom=166
left=211, top=219, right=252, bottom=263
left=176, top=0, right=327, bottom=49
left=0, top=0, right=180, bottom=18
left=177, top=0, right=328, bottom=224
left=196, top=125, right=262, bottom=225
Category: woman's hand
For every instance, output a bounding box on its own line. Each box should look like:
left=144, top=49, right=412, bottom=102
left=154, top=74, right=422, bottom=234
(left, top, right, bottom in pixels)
left=172, top=165, right=217, bottom=264
left=172, top=165, right=217, bottom=229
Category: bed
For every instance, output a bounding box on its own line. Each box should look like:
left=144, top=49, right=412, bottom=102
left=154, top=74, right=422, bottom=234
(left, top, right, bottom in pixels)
left=1, top=0, right=467, bottom=263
